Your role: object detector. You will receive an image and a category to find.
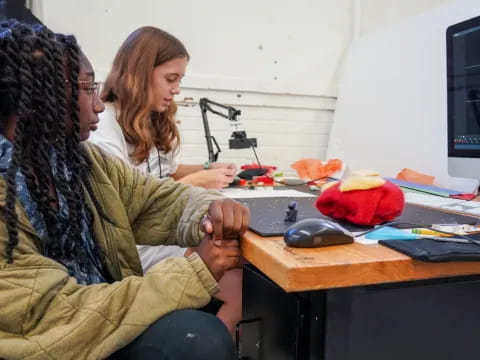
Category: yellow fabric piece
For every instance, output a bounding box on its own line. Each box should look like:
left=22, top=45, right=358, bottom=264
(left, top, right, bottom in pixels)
left=351, top=169, right=380, bottom=177
left=339, top=175, right=386, bottom=192
left=0, top=143, right=224, bottom=360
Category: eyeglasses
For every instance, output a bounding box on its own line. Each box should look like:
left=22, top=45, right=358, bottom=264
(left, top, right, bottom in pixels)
left=79, top=80, right=100, bottom=96
left=64, top=79, right=100, bottom=96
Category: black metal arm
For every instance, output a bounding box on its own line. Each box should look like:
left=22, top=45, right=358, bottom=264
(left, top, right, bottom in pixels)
left=199, top=97, right=242, bottom=162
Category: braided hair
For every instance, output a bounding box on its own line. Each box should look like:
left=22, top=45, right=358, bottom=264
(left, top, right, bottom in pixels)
left=0, top=20, right=104, bottom=267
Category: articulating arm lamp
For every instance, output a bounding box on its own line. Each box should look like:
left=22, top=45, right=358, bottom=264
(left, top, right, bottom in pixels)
left=199, top=97, right=257, bottom=163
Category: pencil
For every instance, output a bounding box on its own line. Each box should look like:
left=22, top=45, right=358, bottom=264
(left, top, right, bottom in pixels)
left=411, top=228, right=451, bottom=237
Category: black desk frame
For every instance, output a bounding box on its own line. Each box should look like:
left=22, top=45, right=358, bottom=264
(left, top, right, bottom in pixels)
left=240, top=264, right=480, bottom=360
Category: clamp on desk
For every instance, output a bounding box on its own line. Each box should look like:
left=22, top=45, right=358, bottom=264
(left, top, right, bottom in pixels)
left=199, top=97, right=258, bottom=162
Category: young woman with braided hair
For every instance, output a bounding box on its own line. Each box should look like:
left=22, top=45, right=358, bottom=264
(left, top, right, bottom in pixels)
left=0, top=20, right=248, bottom=360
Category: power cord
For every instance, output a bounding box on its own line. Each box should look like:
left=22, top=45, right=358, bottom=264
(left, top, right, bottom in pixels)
left=242, top=136, right=338, bottom=186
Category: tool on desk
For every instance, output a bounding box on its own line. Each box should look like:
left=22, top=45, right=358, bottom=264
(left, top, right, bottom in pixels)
left=363, top=226, right=480, bottom=244
left=364, top=226, right=418, bottom=240
left=423, top=236, right=480, bottom=245
left=431, top=223, right=480, bottom=234
left=411, top=228, right=453, bottom=237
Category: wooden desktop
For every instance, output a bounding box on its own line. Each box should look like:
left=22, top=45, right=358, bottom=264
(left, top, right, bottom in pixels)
left=239, top=213, right=480, bottom=360
left=242, top=230, right=480, bottom=292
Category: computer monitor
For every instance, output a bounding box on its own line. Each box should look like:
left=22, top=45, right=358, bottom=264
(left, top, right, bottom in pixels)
left=447, top=15, right=480, bottom=180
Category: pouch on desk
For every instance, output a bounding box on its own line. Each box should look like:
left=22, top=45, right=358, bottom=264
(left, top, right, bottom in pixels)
left=365, top=226, right=418, bottom=240
left=379, top=239, right=480, bottom=262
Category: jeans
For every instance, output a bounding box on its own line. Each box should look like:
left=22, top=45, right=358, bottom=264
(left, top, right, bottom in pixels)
left=107, top=309, right=236, bottom=360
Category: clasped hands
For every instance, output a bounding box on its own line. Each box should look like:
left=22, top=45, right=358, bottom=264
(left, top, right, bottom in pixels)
left=196, top=198, right=249, bottom=281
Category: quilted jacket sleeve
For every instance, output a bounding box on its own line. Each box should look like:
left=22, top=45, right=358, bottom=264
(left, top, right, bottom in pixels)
left=0, top=227, right=219, bottom=360
left=86, top=143, right=225, bottom=248
left=0, top=144, right=227, bottom=359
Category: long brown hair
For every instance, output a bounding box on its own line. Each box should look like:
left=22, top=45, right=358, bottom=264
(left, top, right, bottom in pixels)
left=101, top=26, right=189, bottom=164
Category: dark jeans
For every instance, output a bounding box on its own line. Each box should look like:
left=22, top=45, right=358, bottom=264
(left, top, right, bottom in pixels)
left=107, top=309, right=236, bottom=360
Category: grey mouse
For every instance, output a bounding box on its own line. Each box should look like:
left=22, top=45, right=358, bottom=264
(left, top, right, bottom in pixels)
left=284, top=218, right=354, bottom=248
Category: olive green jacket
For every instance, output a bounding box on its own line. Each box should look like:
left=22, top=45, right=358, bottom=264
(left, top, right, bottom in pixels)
left=0, top=143, right=224, bottom=359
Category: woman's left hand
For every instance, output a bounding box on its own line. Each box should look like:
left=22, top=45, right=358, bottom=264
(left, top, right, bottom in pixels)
left=210, top=162, right=238, bottom=173
left=201, top=198, right=250, bottom=241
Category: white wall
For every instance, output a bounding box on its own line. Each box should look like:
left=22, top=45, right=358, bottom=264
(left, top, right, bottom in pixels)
left=354, top=0, right=454, bottom=38
left=37, top=1, right=467, bottom=178
left=176, top=89, right=336, bottom=168
left=38, top=0, right=352, bottom=174
left=327, top=0, right=480, bottom=191
left=42, top=0, right=351, bottom=96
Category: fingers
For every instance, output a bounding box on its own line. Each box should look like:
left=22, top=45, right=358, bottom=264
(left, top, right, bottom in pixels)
left=204, top=169, right=235, bottom=189
left=240, top=206, right=250, bottom=235
left=208, top=201, right=224, bottom=240
left=219, top=245, right=242, bottom=258
left=215, top=244, right=242, bottom=269
left=225, top=200, right=250, bottom=238
left=211, top=162, right=238, bottom=173
left=231, top=205, right=246, bottom=237
left=196, top=236, right=240, bottom=281
left=222, top=255, right=241, bottom=269
left=222, top=202, right=235, bottom=238
left=200, top=215, right=213, bottom=234
left=208, top=199, right=250, bottom=241
left=219, top=170, right=235, bottom=188
left=227, top=163, right=238, bottom=172
left=217, top=168, right=236, bottom=177
left=213, top=239, right=240, bottom=248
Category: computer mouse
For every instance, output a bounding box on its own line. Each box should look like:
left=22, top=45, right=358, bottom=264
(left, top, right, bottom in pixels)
left=228, top=176, right=241, bottom=187
left=237, top=168, right=267, bottom=180
left=284, top=218, right=354, bottom=248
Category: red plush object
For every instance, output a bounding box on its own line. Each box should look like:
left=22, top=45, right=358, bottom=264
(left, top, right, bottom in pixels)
left=315, top=181, right=405, bottom=226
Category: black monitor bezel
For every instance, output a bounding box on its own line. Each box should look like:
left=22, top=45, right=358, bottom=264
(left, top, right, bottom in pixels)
left=447, top=14, right=480, bottom=159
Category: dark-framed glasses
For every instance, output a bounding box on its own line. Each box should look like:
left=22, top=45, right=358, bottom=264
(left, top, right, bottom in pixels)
left=64, top=79, right=100, bottom=96
left=78, top=80, right=100, bottom=96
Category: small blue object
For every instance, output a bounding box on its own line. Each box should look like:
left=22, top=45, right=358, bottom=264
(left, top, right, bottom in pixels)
left=365, top=226, right=419, bottom=241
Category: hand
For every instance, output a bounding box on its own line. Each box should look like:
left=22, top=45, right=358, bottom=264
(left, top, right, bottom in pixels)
left=201, top=198, right=250, bottom=240
left=191, top=168, right=236, bottom=189
left=196, top=237, right=241, bottom=281
left=210, top=162, right=238, bottom=173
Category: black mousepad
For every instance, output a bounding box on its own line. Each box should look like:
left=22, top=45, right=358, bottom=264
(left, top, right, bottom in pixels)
left=234, top=196, right=480, bottom=237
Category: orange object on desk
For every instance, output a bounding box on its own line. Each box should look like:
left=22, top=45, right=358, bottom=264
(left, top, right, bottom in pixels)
left=291, top=158, right=342, bottom=180
left=396, top=168, right=435, bottom=186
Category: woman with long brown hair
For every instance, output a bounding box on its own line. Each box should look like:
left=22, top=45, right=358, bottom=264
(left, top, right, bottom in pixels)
left=90, top=26, right=242, bottom=338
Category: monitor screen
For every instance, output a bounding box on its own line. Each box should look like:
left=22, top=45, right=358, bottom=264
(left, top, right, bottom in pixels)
left=447, top=15, right=480, bottom=180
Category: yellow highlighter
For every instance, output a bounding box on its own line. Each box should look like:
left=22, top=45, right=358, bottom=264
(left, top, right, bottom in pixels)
left=411, top=228, right=452, bottom=237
